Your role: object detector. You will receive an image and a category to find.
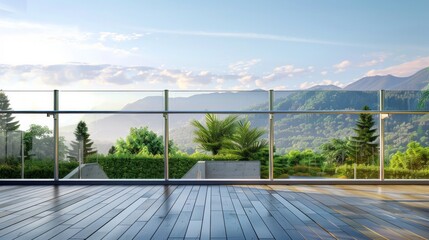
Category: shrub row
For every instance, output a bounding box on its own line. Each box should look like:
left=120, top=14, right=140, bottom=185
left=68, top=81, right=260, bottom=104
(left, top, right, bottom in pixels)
left=0, top=160, right=78, bottom=179
left=335, top=164, right=429, bottom=179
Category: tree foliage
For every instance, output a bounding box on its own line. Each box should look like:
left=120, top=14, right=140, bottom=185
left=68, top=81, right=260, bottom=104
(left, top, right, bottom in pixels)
left=390, top=141, right=429, bottom=170
left=221, top=119, right=268, bottom=160
left=347, top=106, right=379, bottom=164
left=115, top=127, right=176, bottom=156
left=191, top=114, right=238, bottom=155
left=0, top=91, right=19, bottom=132
left=70, top=121, right=97, bottom=161
left=320, top=138, right=349, bottom=166
left=24, top=124, right=68, bottom=160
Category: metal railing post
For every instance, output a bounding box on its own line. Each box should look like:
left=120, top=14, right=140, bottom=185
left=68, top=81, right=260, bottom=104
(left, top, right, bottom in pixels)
left=54, top=90, right=59, bottom=181
left=21, top=131, right=24, bottom=179
left=379, top=90, right=385, bottom=181
left=269, top=90, right=274, bottom=181
left=164, top=90, right=169, bottom=181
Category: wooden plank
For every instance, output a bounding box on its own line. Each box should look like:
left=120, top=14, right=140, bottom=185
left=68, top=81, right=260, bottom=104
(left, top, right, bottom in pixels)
left=200, top=185, right=211, bottom=240
left=0, top=184, right=427, bottom=240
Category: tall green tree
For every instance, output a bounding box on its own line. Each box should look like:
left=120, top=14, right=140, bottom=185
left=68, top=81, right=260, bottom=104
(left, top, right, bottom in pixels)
left=221, top=119, right=268, bottom=160
left=70, top=121, right=97, bottom=161
left=0, top=91, right=20, bottom=159
left=347, top=106, right=379, bottom=164
left=191, top=114, right=238, bottom=155
left=0, top=91, right=20, bottom=132
left=419, top=89, right=429, bottom=108
left=24, top=124, right=68, bottom=160
left=115, top=127, right=176, bottom=156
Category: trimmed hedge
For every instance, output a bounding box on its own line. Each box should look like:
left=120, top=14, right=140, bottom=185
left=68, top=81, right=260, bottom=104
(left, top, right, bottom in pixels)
left=0, top=160, right=78, bottom=179
left=86, top=154, right=241, bottom=179
left=335, top=164, right=429, bottom=179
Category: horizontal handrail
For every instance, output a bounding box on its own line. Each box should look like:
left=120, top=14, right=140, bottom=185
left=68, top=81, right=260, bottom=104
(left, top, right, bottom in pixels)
left=0, top=110, right=428, bottom=114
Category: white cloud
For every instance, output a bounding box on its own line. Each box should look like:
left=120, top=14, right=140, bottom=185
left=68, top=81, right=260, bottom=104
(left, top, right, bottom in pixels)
left=0, top=20, right=142, bottom=65
left=228, top=59, right=260, bottom=74
left=365, top=56, right=429, bottom=77
left=320, top=71, right=328, bottom=76
left=333, top=60, right=351, bottom=73
left=99, top=32, right=144, bottom=42
left=359, top=53, right=386, bottom=67
left=261, top=65, right=309, bottom=82
left=299, top=79, right=345, bottom=89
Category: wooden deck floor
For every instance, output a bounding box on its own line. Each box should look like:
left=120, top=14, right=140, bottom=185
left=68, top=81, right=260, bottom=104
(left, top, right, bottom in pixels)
left=0, top=185, right=428, bottom=240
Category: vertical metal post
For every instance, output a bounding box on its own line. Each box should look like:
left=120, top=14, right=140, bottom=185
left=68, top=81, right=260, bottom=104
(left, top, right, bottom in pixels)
left=164, top=90, right=169, bottom=181
left=269, top=90, right=274, bottom=181
left=379, top=90, right=385, bottom=181
left=21, top=131, right=24, bottom=179
left=53, top=90, right=59, bottom=181
left=79, top=140, right=83, bottom=179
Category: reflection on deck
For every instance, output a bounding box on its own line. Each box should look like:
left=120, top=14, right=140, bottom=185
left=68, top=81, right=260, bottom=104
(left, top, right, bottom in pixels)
left=0, top=185, right=428, bottom=239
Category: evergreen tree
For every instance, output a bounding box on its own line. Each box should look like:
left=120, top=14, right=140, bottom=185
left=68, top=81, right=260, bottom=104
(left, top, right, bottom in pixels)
left=70, top=121, right=97, bottom=161
left=0, top=91, right=20, bottom=131
left=347, top=106, right=378, bottom=164
left=0, top=91, right=20, bottom=158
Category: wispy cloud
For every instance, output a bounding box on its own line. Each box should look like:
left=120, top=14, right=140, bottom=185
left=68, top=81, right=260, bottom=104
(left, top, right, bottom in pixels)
left=300, top=80, right=345, bottom=89
left=99, top=32, right=144, bottom=42
left=365, top=56, right=429, bottom=77
left=333, top=60, right=351, bottom=73
left=261, top=65, right=312, bottom=82
left=0, top=64, right=243, bottom=90
left=0, top=20, right=142, bottom=65
left=141, top=28, right=356, bottom=46
left=359, top=53, right=387, bottom=67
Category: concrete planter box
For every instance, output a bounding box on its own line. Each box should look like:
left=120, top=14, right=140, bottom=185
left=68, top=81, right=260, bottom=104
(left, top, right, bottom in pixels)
left=182, top=160, right=260, bottom=179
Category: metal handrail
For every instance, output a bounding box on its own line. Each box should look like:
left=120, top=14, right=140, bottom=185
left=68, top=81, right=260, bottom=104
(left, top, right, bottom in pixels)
left=0, top=110, right=428, bottom=114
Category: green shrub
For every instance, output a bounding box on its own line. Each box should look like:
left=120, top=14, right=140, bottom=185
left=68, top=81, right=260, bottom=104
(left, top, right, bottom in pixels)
left=0, top=160, right=78, bottom=179
left=335, top=164, right=429, bottom=179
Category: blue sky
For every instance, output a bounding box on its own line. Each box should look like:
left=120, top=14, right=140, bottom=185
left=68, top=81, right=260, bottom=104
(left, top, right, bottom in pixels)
left=0, top=0, right=429, bottom=90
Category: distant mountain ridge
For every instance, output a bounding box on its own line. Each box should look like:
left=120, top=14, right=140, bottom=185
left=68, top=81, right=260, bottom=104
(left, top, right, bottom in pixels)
left=68, top=67, right=429, bottom=154
left=344, top=67, right=429, bottom=90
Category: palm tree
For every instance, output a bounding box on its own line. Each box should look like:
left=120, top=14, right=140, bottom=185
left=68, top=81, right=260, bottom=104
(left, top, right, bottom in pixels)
left=222, top=119, right=268, bottom=160
left=191, top=114, right=237, bottom=155
left=320, top=138, right=349, bottom=166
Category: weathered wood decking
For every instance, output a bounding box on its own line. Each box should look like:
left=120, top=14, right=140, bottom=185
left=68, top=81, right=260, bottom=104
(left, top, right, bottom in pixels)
left=0, top=185, right=428, bottom=239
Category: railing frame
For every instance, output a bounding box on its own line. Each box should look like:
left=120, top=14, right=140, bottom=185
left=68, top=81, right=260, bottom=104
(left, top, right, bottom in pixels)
left=0, top=89, right=428, bottom=185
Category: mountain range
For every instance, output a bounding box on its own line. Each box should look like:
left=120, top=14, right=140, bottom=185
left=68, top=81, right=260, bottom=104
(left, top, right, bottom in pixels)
left=62, top=67, right=429, bottom=154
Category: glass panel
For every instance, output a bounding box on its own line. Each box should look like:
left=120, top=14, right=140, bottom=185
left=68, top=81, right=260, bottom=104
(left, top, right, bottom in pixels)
left=169, top=90, right=269, bottom=111
left=59, top=90, right=164, bottom=110
left=170, top=113, right=269, bottom=180
left=60, top=111, right=165, bottom=180
left=274, top=90, right=379, bottom=110
left=274, top=113, right=380, bottom=179
left=4, top=90, right=53, bottom=111
left=0, top=91, right=56, bottom=179
left=384, top=113, right=429, bottom=179
left=384, top=90, right=427, bottom=111
left=0, top=114, right=57, bottom=179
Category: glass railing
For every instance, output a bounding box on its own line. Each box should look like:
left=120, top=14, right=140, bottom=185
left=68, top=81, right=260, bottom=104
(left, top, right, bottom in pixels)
left=0, top=89, right=428, bottom=182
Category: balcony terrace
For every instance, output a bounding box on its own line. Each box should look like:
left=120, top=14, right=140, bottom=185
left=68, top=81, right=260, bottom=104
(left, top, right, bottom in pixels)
left=0, top=90, right=428, bottom=239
